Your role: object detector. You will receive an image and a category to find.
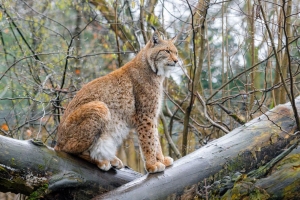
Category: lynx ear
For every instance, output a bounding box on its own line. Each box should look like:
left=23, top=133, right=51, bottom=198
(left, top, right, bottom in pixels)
left=171, top=35, right=177, bottom=43
left=151, top=26, right=162, bottom=45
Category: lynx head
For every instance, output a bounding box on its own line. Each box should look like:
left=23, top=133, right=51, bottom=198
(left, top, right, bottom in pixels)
left=145, top=28, right=178, bottom=77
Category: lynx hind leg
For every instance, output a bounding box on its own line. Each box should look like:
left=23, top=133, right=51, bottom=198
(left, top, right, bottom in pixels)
left=79, top=152, right=116, bottom=171
left=88, top=136, right=124, bottom=171
left=54, top=101, right=111, bottom=154
left=95, top=156, right=124, bottom=171
left=110, top=156, right=124, bottom=169
left=92, top=156, right=123, bottom=171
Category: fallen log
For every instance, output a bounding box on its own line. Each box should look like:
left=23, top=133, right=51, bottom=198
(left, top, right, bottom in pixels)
left=95, top=97, right=300, bottom=199
left=0, top=136, right=142, bottom=199
left=1, top=97, right=300, bottom=199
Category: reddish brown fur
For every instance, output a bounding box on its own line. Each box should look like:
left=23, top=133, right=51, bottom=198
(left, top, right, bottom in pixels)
left=55, top=30, right=178, bottom=173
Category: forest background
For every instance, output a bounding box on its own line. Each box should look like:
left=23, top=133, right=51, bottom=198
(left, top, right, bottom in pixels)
left=0, top=0, right=300, bottom=198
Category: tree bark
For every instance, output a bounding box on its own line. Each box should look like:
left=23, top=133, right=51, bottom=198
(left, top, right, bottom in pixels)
left=95, top=97, right=300, bottom=200
left=1, top=97, right=300, bottom=199
left=220, top=144, right=300, bottom=199
left=0, top=136, right=142, bottom=199
left=89, top=0, right=139, bottom=52
left=254, top=146, right=300, bottom=199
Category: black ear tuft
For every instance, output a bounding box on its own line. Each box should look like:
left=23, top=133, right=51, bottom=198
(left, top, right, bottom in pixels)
left=171, top=35, right=178, bottom=43
left=151, top=26, right=160, bottom=45
left=151, top=26, right=156, bottom=32
left=153, top=33, right=159, bottom=44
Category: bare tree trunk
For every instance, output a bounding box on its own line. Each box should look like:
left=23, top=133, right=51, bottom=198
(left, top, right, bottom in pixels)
left=182, top=0, right=210, bottom=156
left=274, top=0, right=283, bottom=105
left=248, top=0, right=257, bottom=111
left=279, top=0, right=292, bottom=104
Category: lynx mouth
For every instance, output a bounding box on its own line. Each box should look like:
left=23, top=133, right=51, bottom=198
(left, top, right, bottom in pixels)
left=167, top=64, right=176, bottom=67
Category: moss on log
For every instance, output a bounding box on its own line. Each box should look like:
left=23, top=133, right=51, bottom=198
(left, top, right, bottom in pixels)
left=216, top=144, right=300, bottom=200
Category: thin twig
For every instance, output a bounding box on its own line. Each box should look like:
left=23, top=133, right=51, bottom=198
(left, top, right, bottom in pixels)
left=196, top=93, right=229, bottom=133
left=160, top=114, right=182, bottom=158
left=0, top=3, right=55, bottom=87
left=206, top=35, right=300, bottom=103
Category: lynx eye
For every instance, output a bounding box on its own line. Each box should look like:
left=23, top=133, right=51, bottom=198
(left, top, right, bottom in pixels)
left=165, top=50, right=170, bottom=54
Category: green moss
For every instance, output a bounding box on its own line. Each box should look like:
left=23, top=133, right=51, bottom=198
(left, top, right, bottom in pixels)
left=13, top=176, right=25, bottom=184
left=0, top=176, right=33, bottom=195
left=283, top=180, right=300, bottom=199
left=10, top=157, right=15, bottom=166
left=226, top=155, right=246, bottom=173
left=276, top=154, right=300, bottom=169
left=38, top=164, right=45, bottom=170
left=28, top=184, right=48, bottom=200
left=221, top=177, right=270, bottom=200
left=0, top=165, right=6, bottom=171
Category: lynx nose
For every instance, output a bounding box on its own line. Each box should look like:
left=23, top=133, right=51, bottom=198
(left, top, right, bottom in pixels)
left=173, top=58, right=178, bottom=64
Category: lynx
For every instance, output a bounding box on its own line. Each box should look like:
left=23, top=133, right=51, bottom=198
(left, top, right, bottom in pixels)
left=54, top=29, right=178, bottom=173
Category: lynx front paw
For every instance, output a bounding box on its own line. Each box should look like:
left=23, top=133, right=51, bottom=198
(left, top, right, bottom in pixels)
left=163, top=156, right=173, bottom=167
left=97, top=160, right=112, bottom=171
left=147, top=162, right=165, bottom=173
left=110, top=156, right=124, bottom=169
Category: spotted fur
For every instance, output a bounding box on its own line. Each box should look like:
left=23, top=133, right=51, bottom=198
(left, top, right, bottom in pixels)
left=54, top=30, right=178, bottom=173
